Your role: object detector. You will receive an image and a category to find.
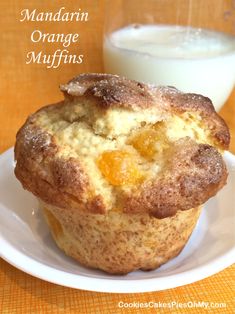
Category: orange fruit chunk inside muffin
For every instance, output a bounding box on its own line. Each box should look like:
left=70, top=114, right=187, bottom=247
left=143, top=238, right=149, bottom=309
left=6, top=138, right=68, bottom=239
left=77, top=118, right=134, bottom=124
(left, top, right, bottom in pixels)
left=97, top=150, right=142, bottom=186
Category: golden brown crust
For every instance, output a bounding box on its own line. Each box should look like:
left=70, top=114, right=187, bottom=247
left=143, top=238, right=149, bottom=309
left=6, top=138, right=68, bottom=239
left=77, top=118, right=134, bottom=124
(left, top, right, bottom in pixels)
left=122, top=138, right=227, bottom=218
left=156, top=86, right=230, bottom=149
left=14, top=117, right=105, bottom=213
left=15, top=73, right=230, bottom=219
left=61, top=74, right=229, bottom=149
left=60, top=73, right=156, bottom=110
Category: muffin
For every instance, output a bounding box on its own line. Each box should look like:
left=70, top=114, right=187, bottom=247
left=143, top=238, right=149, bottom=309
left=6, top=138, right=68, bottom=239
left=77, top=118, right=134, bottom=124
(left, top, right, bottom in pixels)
left=14, top=73, right=230, bottom=274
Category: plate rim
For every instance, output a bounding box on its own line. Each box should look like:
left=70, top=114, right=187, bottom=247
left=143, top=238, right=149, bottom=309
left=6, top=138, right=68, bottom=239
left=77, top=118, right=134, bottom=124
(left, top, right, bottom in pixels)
left=1, top=234, right=235, bottom=293
left=0, top=147, right=235, bottom=293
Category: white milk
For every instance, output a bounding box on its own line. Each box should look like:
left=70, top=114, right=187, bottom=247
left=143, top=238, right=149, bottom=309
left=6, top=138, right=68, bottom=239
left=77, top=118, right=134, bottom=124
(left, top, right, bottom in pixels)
left=103, top=25, right=235, bottom=110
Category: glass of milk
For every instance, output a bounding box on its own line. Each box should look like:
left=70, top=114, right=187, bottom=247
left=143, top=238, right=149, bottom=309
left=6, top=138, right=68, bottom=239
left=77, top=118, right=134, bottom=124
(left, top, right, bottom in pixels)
left=103, top=0, right=235, bottom=111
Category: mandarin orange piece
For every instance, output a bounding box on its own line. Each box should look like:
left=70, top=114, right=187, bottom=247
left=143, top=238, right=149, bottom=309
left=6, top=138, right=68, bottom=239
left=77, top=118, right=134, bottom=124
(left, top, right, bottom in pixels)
left=97, top=150, right=142, bottom=186
left=131, top=129, right=158, bottom=158
left=130, top=122, right=169, bottom=159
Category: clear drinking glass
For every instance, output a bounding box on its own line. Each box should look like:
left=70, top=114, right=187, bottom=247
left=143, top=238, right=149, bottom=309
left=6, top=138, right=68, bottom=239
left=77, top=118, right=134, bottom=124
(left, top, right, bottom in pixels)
left=103, top=0, right=235, bottom=111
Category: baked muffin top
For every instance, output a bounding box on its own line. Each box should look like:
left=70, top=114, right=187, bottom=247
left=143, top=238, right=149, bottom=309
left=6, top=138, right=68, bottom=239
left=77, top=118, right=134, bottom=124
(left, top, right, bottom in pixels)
left=14, top=73, right=230, bottom=218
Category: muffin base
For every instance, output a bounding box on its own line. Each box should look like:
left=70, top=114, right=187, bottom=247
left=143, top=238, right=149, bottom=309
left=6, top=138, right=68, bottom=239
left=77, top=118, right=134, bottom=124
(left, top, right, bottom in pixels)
left=40, top=201, right=201, bottom=274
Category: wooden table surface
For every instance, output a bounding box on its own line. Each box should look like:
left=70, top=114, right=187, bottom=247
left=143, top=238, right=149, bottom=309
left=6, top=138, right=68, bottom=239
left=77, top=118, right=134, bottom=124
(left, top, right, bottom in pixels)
left=0, top=1, right=234, bottom=313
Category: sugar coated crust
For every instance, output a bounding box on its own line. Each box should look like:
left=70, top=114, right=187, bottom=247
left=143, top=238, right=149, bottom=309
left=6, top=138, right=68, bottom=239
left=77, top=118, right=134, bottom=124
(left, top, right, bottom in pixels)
left=15, top=73, right=229, bottom=218
left=60, top=73, right=229, bottom=149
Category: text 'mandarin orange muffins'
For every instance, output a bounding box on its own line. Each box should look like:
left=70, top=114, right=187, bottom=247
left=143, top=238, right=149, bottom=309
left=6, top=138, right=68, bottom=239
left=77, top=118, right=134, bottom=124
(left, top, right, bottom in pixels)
left=14, top=73, right=230, bottom=274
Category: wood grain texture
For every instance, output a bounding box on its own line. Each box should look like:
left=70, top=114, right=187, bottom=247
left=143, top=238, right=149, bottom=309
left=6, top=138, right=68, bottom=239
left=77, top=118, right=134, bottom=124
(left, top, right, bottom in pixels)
left=0, top=1, right=234, bottom=313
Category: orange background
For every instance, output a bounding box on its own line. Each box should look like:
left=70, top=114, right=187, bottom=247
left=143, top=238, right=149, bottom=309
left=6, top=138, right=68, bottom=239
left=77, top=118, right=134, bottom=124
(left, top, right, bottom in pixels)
left=0, top=0, right=234, bottom=313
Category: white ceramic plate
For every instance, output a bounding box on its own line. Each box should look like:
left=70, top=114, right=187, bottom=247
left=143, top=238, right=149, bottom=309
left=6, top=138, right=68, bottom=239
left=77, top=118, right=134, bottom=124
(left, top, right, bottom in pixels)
left=0, top=148, right=234, bottom=293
